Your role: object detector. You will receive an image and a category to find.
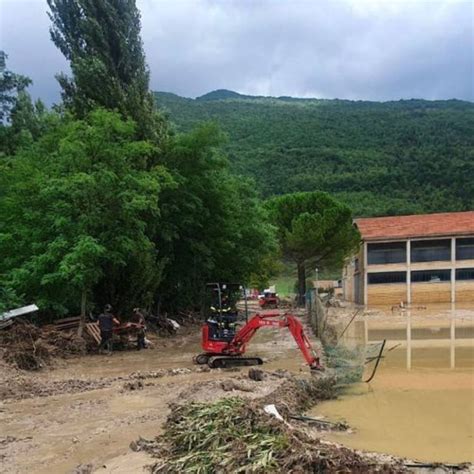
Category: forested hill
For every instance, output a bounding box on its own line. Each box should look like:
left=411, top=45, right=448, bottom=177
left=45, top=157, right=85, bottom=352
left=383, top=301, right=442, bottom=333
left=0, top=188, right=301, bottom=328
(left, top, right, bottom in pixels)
left=155, top=90, right=474, bottom=217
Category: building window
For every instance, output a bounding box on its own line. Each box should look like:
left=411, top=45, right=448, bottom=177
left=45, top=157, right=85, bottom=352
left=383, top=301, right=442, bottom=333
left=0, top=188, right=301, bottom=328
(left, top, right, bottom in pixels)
left=456, top=268, right=474, bottom=281
left=456, top=238, right=474, bottom=261
left=411, top=269, right=451, bottom=283
left=367, top=242, right=406, bottom=264
left=411, top=239, right=451, bottom=262
left=368, top=271, right=407, bottom=284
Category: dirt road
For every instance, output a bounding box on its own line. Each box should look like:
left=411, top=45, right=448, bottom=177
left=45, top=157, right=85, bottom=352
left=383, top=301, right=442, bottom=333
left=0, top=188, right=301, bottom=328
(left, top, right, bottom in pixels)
left=0, top=321, right=318, bottom=474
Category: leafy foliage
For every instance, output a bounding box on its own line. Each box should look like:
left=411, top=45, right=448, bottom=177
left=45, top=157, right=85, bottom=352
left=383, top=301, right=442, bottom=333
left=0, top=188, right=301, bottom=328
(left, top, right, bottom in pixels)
left=0, top=109, right=277, bottom=317
left=0, top=109, right=171, bottom=316
left=155, top=91, right=474, bottom=216
left=0, top=4, right=280, bottom=319
left=1, top=91, right=50, bottom=155
left=0, top=51, right=32, bottom=123
left=157, top=122, right=277, bottom=310
left=0, top=53, right=47, bottom=156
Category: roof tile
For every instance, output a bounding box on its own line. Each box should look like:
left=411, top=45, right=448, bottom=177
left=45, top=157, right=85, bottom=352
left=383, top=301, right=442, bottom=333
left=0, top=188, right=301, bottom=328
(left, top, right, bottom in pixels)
left=355, top=211, right=474, bottom=241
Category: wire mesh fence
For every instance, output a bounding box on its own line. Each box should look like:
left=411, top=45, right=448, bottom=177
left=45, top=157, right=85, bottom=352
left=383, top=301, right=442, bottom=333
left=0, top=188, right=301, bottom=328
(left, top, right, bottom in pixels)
left=306, top=289, right=366, bottom=384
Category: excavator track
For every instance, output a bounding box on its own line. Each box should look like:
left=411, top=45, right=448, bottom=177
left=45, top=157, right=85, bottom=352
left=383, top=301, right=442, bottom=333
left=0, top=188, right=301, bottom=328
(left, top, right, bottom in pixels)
left=194, top=353, right=210, bottom=365
left=207, top=356, right=263, bottom=369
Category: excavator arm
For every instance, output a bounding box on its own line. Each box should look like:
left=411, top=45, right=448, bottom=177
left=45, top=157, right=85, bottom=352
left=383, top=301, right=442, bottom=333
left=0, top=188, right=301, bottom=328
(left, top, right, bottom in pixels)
left=229, top=311, right=322, bottom=370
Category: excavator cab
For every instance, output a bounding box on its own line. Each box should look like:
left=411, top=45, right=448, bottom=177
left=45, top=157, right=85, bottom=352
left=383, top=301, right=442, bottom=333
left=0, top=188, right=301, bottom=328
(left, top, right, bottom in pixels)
left=203, top=283, right=248, bottom=342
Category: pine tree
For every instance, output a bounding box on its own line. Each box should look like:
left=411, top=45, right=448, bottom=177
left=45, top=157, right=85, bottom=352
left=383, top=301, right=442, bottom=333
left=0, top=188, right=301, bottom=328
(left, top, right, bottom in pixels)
left=267, top=192, right=360, bottom=305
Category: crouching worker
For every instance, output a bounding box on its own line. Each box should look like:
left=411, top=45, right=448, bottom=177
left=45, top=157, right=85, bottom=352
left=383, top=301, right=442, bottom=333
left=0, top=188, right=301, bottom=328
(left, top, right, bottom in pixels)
left=132, top=307, right=146, bottom=350
left=98, top=304, right=119, bottom=354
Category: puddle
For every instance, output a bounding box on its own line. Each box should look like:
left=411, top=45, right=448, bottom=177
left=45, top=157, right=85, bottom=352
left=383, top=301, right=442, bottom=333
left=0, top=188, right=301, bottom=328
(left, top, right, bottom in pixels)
left=312, top=306, right=474, bottom=463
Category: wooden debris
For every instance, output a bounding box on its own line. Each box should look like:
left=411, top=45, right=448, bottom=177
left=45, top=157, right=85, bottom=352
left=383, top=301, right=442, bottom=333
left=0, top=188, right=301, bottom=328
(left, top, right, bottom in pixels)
left=54, top=316, right=80, bottom=331
left=85, top=323, right=101, bottom=345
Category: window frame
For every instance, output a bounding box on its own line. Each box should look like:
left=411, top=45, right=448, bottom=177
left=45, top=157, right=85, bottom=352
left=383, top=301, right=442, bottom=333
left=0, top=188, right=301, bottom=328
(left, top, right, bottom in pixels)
left=367, top=241, right=407, bottom=265
left=455, top=268, right=474, bottom=281
left=456, top=238, right=474, bottom=261
left=411, top=269, right=451, bottom=283
left=410, top=239, right=451, bottom=263
left=367, top=271, right=407, bottom=285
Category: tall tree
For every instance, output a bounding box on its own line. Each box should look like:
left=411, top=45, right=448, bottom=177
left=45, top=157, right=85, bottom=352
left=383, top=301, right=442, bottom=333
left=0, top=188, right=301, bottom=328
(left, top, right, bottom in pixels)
left=156, top=123, right=277, bottom=311
left=47, top=0, right=166, bottom=142
left=267, top=192, right=360, bottom=305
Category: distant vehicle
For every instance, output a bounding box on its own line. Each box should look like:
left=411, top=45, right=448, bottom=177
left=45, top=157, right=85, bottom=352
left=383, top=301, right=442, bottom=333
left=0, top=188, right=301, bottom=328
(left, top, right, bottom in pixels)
left=258, top=290, right=279, bottom=309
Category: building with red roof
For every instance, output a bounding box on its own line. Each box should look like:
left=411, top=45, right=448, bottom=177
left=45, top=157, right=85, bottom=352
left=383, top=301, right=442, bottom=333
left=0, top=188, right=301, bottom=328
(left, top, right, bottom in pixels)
left=343, top=211, right=474, bottom=305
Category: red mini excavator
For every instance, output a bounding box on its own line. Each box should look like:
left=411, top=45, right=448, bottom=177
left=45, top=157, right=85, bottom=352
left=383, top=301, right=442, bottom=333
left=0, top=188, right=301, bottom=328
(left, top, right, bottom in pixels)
left=194, top=310, right=322, bottom=371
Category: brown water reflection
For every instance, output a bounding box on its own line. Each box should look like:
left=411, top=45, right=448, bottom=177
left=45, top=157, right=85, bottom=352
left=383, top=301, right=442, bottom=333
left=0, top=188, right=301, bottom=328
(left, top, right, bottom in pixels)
left=312, top=304, right=474, bottom=463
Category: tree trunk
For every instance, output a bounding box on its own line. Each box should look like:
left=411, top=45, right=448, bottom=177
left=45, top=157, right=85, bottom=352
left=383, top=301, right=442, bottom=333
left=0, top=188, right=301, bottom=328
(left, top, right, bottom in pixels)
left=297, top=262, right=306, bottom=307
left=78, top=289, right=86, bottom=337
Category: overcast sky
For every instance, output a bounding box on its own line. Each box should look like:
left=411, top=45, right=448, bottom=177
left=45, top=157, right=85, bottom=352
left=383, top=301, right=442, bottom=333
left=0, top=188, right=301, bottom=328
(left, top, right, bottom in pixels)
left=1, top=0, right=473, bottom=104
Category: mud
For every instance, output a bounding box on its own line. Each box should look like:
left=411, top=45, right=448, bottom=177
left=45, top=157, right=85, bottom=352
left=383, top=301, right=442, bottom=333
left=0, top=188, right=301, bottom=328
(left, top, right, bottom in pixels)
left=2, top=305, right=471, bottom=472
left=0, top=318, right=324, bottom=473
left=313, top=303, right=474, bottom=465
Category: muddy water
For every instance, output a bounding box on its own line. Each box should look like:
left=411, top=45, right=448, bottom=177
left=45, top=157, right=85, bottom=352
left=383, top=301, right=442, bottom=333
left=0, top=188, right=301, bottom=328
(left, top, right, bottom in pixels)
left=1, top=317, right=319, bottom=474
left=312, top=307, right=474, bottom=463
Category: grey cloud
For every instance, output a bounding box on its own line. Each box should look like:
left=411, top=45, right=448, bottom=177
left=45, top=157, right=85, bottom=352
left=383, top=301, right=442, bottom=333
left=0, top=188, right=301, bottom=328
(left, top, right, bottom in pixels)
left=1, top=0, right=472, bottom=104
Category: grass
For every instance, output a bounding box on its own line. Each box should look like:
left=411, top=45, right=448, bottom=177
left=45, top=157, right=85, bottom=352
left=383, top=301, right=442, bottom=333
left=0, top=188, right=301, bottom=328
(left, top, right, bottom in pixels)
left=269, top=275, right=296, bottom=298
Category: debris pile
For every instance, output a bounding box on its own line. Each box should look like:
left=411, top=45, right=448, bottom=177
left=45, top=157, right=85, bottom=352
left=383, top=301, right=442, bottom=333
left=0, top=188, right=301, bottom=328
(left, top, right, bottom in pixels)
left=257, top=374, right=339, bottom=417
left=136, top=395, right=402, bottom=473
left=145, top=310, right=199, bottom=337
left=0, top=320, right=88, bottom=370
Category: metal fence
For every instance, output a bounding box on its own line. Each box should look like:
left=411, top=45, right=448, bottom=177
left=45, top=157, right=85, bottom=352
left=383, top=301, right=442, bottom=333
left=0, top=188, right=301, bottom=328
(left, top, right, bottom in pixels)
left=305, top=288, right=327, bottom=339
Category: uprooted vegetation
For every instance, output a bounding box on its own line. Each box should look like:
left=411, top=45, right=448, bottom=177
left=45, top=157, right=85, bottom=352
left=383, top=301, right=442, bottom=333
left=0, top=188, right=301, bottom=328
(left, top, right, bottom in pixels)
left=0, top=313, right=200, bottom=371
left=136, top=375, right=405, bottom=473
left=0, top=321, right=89, bottom=370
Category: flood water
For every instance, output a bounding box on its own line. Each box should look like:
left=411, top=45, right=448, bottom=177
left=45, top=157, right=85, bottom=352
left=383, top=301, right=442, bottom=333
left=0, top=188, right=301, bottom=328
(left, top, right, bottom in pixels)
left=311, top=304, right=474, bottom=464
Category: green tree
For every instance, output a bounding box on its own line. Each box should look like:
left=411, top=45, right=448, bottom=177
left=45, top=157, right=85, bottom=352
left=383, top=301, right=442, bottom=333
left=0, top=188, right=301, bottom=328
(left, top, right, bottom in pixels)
left=267, top=192, right=360, bottom=305
left=0, top=91, right=50, bottom=154
left=47, top=0, right=167, bottom=142
left=0, top=51, right=32, bottom=123
left=0, top=52, right=37, bottom=155
left=0, top=109, right=171, bottom=321
left=157, top=122, right=277, bottom=311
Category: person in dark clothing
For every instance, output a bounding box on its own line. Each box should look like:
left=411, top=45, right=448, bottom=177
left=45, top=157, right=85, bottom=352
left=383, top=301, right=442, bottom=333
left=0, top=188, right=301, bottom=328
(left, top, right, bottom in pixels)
left=98, top=304, right=118, bottom=354
left=132, top=308, right=146, bottom=350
